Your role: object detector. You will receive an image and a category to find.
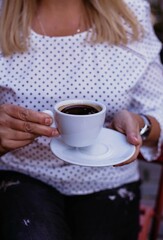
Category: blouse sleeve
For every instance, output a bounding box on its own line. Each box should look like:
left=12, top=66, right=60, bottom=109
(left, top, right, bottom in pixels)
left=130, top=56, right=163, bottom=161
left=125, top=0, right=163, bottom=160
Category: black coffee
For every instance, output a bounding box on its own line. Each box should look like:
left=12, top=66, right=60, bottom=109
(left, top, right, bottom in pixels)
left=60, top=104, right=99, bottom=115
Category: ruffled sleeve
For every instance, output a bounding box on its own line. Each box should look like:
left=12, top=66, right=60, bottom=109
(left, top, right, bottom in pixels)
left=124, top=0, right=163, bottom=160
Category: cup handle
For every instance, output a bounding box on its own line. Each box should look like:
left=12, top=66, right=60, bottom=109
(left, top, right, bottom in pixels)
left=42, top=110, right=56, bottom=128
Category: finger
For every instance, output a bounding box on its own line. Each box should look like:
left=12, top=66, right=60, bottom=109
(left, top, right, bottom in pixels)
left=124, top=119, right=141, bottom=146
left=1, top=116, right=59, bottom=137
left=1, top=138, right=35, bottom=151
left=0, top=127, right=37, bottom=141
left=126, top=133, right=142, bottom=146
left=2, top=104, right=53, bottom=126
left=113, top=145, right=140, bottom=167
left=21, top=122, right=58, bottom=137
left=114, top=158, right=135, bottom=167
left=0, top=128, right=37, bottom=151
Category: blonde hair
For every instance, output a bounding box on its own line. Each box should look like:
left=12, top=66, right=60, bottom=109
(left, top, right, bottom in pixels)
left=0, top=0, right=142, bottom=56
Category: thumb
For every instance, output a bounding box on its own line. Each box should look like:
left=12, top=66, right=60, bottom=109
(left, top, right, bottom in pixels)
left=127, top=133, right=142, bottom=146
left=126, top=126, right=142, bottom=146
left=125, top=121, right=142, bottom=146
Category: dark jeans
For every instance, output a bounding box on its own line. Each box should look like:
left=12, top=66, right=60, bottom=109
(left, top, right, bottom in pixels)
left=0, top=171, right=140, bottom=240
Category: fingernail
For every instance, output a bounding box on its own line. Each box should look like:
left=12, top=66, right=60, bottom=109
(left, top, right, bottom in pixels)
left=51, top=130, right=57, bottom=136
left=45, top=118, right=52, bottom=125
left=132, top=136, right=138, bottom=141
left=130, top=134, right=139, bottom=141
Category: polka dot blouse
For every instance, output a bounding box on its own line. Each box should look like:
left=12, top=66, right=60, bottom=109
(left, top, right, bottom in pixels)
left=0, top=0, right=163, bottom=195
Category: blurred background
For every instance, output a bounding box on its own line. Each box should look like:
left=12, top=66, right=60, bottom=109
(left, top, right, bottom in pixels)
left=149, top=0, right=163, bottom=61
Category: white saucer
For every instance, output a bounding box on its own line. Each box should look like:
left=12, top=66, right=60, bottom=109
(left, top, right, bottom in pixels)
left=50, top=128, right=136, bottom=167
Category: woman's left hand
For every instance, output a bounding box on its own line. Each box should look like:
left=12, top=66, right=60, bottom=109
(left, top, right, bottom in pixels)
left=109, top=109, right=143, bottom=166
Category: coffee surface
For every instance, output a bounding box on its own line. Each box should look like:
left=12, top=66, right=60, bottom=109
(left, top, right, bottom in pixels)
left=61, top=104, right=99, bottom=115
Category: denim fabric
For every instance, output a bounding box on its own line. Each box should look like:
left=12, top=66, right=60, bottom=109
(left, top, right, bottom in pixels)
left=0, top=171, right=140, bottom=240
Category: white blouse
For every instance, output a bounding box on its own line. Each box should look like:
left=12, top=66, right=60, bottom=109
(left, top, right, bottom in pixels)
left=0, top=0, right=163, bottom=195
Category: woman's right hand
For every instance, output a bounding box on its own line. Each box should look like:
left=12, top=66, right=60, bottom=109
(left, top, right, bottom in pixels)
left=0, top=104, right=59, bottom=156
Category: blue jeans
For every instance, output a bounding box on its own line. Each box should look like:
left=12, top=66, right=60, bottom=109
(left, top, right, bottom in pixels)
left=0, top=171, right=140, bottom=240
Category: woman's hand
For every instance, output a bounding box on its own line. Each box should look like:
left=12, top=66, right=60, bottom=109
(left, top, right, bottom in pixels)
left=109, top=110, right=143, bottom=166
left=0, top=104, right=59, bottom=156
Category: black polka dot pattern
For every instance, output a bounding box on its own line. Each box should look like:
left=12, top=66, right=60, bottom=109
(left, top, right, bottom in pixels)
left=0, top=0, right=163, bottom=195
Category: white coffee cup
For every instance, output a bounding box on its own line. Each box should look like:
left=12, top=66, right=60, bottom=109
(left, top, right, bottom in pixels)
left=44, top=99, right=106, bottom=147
